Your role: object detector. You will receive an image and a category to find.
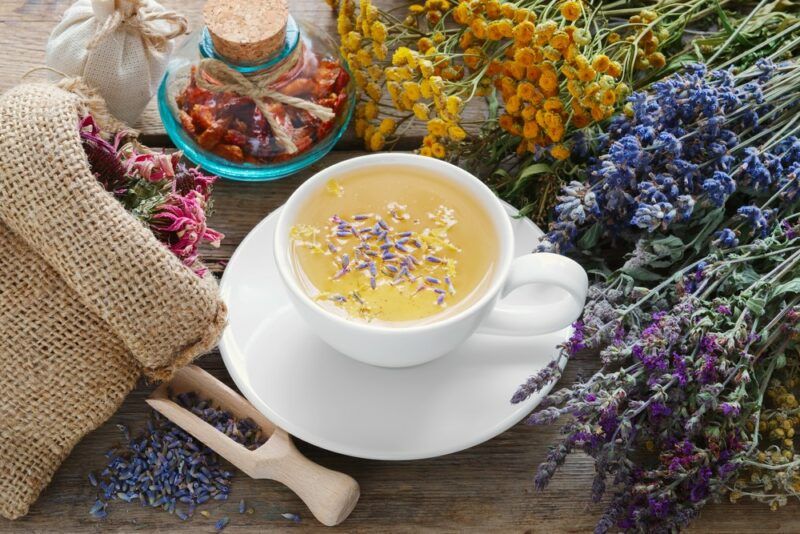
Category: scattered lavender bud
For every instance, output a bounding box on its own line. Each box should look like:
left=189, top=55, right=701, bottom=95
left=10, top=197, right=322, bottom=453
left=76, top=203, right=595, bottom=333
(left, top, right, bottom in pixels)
left=215, top=516, right=230, bottom=531
left=281, top=512, right=301, bottom=523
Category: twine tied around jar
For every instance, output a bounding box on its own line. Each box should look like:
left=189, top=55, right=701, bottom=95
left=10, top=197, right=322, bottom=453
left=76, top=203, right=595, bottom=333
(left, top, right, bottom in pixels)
left=88, top=0, right=188, bottom=53
left=194, top=55, right=336, bottom=155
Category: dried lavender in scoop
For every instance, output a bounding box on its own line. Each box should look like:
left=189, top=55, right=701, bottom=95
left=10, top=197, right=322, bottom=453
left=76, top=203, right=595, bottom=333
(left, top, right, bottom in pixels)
left=89, top=391, right=266, bottom=521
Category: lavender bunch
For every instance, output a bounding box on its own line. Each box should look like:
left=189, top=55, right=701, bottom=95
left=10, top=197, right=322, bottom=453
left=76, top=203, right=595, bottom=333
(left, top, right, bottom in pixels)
left=516, top=149, right=800, bottom=531
left=540, top=59, right=800, bottom=261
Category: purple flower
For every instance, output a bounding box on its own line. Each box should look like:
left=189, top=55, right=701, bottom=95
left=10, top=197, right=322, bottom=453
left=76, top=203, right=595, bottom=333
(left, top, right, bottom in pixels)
left=719, top=402, right=740, bottom=416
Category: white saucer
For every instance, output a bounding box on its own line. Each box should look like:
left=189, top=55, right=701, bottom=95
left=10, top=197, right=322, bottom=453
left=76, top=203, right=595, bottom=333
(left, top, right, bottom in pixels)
left=218, top=202, right=569, bottom=460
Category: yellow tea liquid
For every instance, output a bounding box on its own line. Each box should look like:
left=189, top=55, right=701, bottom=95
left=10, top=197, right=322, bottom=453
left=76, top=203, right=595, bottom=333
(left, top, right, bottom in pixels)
left=289, top=165, right=498, bottom=325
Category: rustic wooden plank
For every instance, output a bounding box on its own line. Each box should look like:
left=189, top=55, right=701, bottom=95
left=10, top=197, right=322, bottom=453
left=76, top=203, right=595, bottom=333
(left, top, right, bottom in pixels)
left=0, top=147, right=796, bottom=532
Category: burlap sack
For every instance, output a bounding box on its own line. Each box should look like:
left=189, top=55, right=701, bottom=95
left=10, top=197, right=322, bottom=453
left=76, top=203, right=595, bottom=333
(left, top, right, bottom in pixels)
left=45, top=0, right=187, bottom=124
left=0, top=82, right=227, bottom=519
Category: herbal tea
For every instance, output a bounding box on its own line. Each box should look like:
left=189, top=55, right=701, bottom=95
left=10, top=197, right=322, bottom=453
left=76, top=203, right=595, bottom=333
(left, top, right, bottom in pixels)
left=289, top=166, right=499, bottom=325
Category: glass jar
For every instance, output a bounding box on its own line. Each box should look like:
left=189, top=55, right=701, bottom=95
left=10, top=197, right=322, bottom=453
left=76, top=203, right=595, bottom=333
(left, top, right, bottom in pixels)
left=158, top=14, right=354, bottom=181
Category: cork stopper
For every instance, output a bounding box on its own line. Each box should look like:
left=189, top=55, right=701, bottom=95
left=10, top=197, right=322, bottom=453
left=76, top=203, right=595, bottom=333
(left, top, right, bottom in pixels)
left=203, top=0, right=289, bottom=65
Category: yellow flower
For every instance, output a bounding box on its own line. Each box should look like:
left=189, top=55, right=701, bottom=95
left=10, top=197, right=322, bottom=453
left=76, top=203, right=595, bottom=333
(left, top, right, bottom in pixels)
left=365, top=81, right=382, bottom=101
left=418, top=37, right=434, bottom=52
left=409, top=3, right=425, bottom=14
left=353, top=69, right=367, bottom=88
left=486, top=21, right=505, bottom=41
left=420, top=79, right=434, bottom=98
left=607, top=32, right=620, bottom=44
left=419, top=59, right=434, bottom=78
left=446, top=95, right=462, bottom=116
left=427, top=118, right=447, bottom=136
left=413, top=102, right=430, bottom=120
left=356, top=48, right=372, bottom=66
left=538, top=69, right=558, bottom=94
left=372, top=43, right=388, bottom=61
left=355, top=118, right=367, bottom=137
left=514, top=47, right=536, bottom=66
left=592, top=54, right=611, bottom=73
left=649, top=52, right=667, bottom=69
left=543, top=46, right=561, bottom=62
left=403, top=81, right=422, bottom=101
left=432, top=142, right=446, bottom=158
left=498, top=113, right=517, bottom=133
left=464, top=46, right=484, bottom=70
left=392, top=46, right=415, bottom=67
left=501, top=3, right=515, bottom=19
left=543, top=97, right=563, bottom=112
left=379, top=118, right=397, bottom=134
left=577, top=66, right=596, bottom=83
left=432, top=31, right=446, bottom=44
left=429, top=76, right=445, bottom=95
left=420, top=146, right=433, bottom=157
left=471, top=18, right=488, bottom=40
left=521, top=105, right=536, bottom=121
left=572, top=27, right=591, bottom=46
left=448, top=124, right=467, bottom=141
left=370, top=21, right=387, bottom=43
left=453, top=3, right=472, bottom=24
left=512, top=20, right=535, bottom=46
left=549, top=31, right=570, bottom=51
left=560, top=1, right=582, bottom=21
left=506, top=94, right=522, bottom=114
left=504, top=61, right=526, bottom=81
left=516, top=81, right=536, bottom=102
left=550, top=144, right=571, bottom=160
left=607, top=60, right=623, bottom=78
left=485, top=0, right=501, bottom=19
left=498, top=19, right=513, bottom=37
left=600, top=89, right=616, bottom=106
left=364, top=100, right=379, bottom=119
left=522, top=120, right=539, bottom=139
left=369, top=131, right=386, bottom=151
left=343, top=31, right=362, bottom=52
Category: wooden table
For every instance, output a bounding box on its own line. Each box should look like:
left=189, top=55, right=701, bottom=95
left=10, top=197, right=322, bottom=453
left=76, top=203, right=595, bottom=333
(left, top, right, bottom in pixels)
left=1, top=1, right=797, bottom=532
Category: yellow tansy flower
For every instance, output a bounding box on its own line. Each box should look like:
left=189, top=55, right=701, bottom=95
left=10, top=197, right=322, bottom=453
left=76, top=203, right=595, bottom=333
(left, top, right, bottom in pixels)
left=369, top=130, right=385, bottom=151
left=431, top=142, right=446, bottom=158
left=379, top=118, right=396, bottom=134
left=413, top=103, right=430, bottom=120
left=560, top=1, right=582, bottom=21
left=427, top=118, right=447, bottom=136
left=448, top=125, right=467, bottom=141
left=592, top=54, right=611, bottom=73
left=550, top=144, right=570, bottom=160
left=370, top=21, right=387, bottom=43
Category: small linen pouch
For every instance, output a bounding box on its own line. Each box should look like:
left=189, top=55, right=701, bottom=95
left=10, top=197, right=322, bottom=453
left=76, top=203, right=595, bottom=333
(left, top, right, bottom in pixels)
left=0, top=81, right=226, bottom=519
left=45, top=0, right=187, bottom=125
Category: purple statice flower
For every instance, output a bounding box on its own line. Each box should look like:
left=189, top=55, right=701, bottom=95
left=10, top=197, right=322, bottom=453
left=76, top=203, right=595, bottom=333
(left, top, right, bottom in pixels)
left=719, top=402, right=740, bottom=416
left=689, top=466, right=712, bottom=502
left=648, top=402, right=672, bottom=419
left=716, top=305, right=732, bottom=316
left=647, top=495, right=671, bottom=519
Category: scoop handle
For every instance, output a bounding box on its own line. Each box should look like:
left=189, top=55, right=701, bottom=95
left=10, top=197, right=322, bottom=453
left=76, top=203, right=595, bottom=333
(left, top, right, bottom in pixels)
left=263, top=433, right=361, bottom=527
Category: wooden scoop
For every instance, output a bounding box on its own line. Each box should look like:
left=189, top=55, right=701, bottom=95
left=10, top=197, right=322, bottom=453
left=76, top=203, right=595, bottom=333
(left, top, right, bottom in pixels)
left=146, top=365, right=360, bottom=526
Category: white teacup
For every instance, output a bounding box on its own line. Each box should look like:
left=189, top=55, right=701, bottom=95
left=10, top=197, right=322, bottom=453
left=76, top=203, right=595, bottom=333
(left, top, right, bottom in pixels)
left=274, top=154, right=589, bottom=368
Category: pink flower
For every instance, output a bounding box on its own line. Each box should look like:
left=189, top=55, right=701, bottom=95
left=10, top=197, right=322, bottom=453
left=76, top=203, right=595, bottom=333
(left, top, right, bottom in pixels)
left=124, top=150, right=181, bottom=182
left=150, top=190, right=224, bottom=276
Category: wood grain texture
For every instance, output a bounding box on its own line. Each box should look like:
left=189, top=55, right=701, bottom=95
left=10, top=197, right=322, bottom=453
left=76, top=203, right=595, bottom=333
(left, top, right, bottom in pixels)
left=1, top=0, right=799, bottom=531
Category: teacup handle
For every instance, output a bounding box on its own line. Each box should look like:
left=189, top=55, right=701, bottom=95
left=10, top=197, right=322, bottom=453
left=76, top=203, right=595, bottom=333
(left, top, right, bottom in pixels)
left=477, top=253, right=588, bottom=336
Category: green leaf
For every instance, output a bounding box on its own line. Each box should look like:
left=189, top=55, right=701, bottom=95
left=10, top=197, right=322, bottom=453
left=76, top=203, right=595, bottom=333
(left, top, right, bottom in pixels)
left=745, top=295, right=767, bottom=317
left=651, top=235, right=684, bottom=260
left=518, top=163, right=552, bottom=180
left=692, top=208, right=725, bottom=253
left=578, top=223, right=603, bottom=250
left=770, top=279, right=800, bottom=299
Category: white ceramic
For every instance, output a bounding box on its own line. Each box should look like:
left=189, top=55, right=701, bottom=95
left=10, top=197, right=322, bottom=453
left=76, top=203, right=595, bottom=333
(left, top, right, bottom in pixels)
left=220, top=203, right=572, bottom=460
left=273, top=153, right=588, bottom=367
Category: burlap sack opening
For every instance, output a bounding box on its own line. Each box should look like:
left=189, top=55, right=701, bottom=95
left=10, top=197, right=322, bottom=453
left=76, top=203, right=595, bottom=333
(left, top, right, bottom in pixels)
left=0, top=82, right=227, bottom=519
